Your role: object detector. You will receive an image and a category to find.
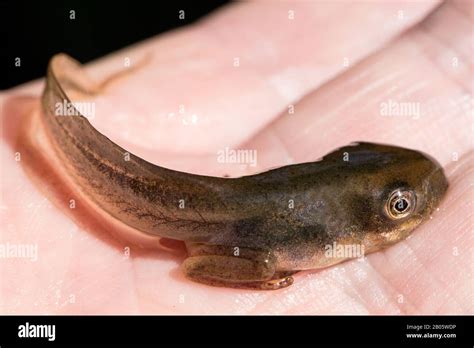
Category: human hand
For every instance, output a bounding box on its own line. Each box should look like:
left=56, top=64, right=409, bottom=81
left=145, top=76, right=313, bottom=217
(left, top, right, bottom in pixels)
left=1, top=0, right=472, bottom=314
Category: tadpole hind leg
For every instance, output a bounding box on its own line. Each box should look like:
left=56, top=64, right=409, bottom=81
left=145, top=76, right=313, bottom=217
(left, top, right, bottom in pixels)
left=182, top=243, right=297, bottom=290
left=259, top=271, right=296, bottom=290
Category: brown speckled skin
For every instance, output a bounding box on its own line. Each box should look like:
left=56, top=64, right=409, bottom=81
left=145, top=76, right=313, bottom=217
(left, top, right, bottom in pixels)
left=41, top=54, right=448, bottom=289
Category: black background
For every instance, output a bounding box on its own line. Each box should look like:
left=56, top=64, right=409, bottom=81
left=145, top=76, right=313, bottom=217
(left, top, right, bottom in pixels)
left=0, top=315, right=471, bottom=345
left=2, top=0, right=229, bottom=89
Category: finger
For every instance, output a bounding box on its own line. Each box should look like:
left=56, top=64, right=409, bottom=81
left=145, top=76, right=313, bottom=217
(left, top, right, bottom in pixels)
left=35, top=1, right=440, bottom=156
left=244, top=1, right=471, bottom=170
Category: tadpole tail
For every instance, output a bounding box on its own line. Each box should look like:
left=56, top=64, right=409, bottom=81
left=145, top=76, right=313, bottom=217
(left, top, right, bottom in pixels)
left=41, top=54, right=229, bottom=241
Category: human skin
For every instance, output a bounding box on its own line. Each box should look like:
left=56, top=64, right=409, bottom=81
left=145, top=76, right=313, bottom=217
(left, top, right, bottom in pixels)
left=0, top=0, right=472, bottom=314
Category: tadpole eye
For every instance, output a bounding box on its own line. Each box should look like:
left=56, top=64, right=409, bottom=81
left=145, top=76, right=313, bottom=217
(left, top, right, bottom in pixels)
left=386, top=190, right=415, bottom=219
